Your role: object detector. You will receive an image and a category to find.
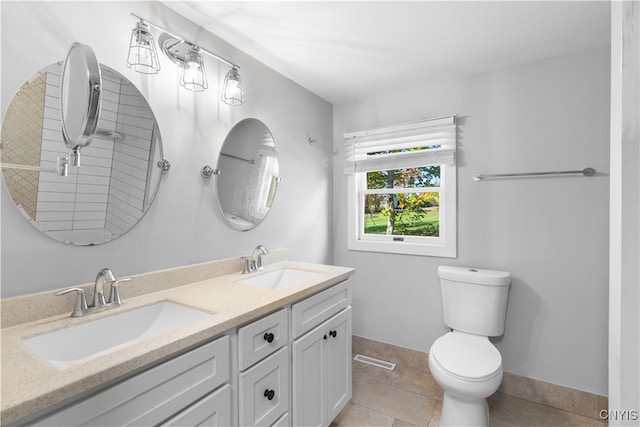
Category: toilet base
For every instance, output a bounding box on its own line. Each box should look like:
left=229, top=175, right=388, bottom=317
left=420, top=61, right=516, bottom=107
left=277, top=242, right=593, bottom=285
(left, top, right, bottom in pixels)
left=439, top=391, right=489, bottom=427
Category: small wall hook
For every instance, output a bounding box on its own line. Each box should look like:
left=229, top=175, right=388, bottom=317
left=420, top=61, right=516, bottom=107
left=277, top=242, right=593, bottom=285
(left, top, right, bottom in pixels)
left=307, top=137, right=338, bottom=155
left=201, top=165, right=220, bottom=178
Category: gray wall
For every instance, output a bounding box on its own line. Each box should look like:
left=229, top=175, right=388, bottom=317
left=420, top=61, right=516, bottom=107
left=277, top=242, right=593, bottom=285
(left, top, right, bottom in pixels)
left=333, top=47, right=610, bottom=395
left=1, top=1, right=334, bottom=297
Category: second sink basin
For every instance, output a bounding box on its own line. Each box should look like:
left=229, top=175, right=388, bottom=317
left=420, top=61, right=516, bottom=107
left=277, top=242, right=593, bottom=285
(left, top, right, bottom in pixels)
left=236, top=268, right=326, bottom=290
left=23, top=301, right=213, bottom=369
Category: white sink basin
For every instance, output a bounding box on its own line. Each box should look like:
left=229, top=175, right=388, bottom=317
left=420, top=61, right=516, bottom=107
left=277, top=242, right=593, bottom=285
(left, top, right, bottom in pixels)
left=236, top=268, right=326, bottom=290
left=23, top=301, right=213, bottom=369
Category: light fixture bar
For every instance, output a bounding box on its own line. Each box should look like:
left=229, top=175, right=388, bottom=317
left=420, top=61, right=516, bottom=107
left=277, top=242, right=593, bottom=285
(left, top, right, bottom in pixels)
left=130, top=13, right=239, bottom=70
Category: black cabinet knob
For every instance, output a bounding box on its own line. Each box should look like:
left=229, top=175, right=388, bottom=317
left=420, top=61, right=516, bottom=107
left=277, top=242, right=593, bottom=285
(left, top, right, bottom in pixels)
left=263, top=332, right=275, bottom=343
left=329, top=330, right=337, bottom=338
left=264, top=389, right=275, bottom=401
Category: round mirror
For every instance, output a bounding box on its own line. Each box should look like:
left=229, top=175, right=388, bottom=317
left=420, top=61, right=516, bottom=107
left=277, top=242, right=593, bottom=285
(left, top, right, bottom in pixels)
left=1, top=62, right=165, bottom=245
left=60, top=42, right=101, bottom=152
left=216, top=118, right=279, bottom=231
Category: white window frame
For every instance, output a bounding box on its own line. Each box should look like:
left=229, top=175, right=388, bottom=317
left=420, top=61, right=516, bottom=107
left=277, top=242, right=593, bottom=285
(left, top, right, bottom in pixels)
left=345, top=117, right=457, bottom=258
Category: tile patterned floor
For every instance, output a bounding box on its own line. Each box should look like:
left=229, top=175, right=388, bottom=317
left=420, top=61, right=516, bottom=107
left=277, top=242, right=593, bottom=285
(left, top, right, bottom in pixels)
left=330, top=340, right=607, bottom=427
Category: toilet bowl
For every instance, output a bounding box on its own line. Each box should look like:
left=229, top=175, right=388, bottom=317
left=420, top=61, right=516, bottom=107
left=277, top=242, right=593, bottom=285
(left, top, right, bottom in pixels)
left=429, top=266, right=511, bottom=427
left=428, top=331, right=503, bottom=426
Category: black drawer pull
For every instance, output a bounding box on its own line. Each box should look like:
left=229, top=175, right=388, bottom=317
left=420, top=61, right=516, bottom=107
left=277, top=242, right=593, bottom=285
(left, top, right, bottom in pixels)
left=264, top=389, right=275, bottom=400
left=263, top=332, right=275, bottom=343
left=329, top=330, right=337, bottom=338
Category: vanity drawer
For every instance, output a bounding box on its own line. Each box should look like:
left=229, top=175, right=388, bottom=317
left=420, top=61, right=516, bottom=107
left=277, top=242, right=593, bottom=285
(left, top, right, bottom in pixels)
left=291, top=280, right=351, bottom=338
left=161, top=384, right=231, bottom=427
left=239, top=346, right=290, bottom=427
left=31, top=336, right=230, bottom=426
left=239, top=308, right=289, bottom=370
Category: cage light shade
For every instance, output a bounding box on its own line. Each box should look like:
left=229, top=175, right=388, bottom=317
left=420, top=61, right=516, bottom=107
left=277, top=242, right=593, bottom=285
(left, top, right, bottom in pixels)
left=179, top=47, right=208, bottom=92
left=221, top=66, right=245, bottom=106
left=127, top=21, right=161, bottom=74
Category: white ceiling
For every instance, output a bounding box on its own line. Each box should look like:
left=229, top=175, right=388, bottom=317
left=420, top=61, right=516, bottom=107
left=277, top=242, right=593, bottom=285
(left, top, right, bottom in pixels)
left=163, top=1, right=611, bottom=105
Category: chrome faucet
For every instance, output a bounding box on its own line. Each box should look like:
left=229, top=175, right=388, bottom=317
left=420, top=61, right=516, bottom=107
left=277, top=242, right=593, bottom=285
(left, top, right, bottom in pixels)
left=93, top=268, right=116, bottom=307
left=244, top=245, right=269, bottom=273
left=56, top=268, right=131, bottom=317
left=253, top=245, right=269, bottom=270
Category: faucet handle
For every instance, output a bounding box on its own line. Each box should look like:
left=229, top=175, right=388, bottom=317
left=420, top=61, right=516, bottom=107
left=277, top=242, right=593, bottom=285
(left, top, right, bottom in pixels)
left=256, top=255, right=265, bottom=271
left=242, top=257, right=254, bottom=274
left=109, top=278, right=131, bottom=305
left=55, top=287, right=88, bottom=317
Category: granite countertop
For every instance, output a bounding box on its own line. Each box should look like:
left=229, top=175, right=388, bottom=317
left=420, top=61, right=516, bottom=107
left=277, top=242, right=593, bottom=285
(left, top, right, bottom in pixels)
left=0, top=260, right=354, bottom=425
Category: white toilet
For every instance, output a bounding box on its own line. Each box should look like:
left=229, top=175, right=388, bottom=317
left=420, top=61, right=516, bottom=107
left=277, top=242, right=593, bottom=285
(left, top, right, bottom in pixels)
left=428, top=266, right=511, bottom=426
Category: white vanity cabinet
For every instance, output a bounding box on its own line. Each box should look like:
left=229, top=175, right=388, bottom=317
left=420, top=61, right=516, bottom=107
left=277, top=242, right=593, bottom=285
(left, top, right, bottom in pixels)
left=13, top=277, right=354, bottom=427
left=28, top=336, right=231, bottom=427
left=291, top=280, right=352, bottom=427
left=235, top=279, right=353, bottom=427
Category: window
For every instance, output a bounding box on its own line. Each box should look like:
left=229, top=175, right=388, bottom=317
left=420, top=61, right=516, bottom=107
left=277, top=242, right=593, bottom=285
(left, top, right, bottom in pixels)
left=344, top=116, right=457, bottom=257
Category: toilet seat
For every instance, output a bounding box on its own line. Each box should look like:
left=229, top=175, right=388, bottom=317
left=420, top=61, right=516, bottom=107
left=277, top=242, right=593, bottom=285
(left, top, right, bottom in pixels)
left=430, top=332, right=502, bottom=382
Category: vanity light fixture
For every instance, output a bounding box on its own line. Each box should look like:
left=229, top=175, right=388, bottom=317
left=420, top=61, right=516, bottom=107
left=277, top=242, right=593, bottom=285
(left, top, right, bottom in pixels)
left=180, top=46, right=208, bottom=92
left=128, top=13, right=245, bottom=104
left=221, top=66, right=244, bottom=106
left=127, top=20, right=161, bottom=74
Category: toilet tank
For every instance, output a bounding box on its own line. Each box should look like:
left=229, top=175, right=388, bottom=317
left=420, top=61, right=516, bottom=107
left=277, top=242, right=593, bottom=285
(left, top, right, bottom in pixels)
left=438, top=266, right=511, bottom=337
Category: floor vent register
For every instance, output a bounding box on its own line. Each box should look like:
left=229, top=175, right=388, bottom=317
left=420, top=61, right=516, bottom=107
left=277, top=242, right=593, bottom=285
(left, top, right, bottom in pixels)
left=353, top=354, right=397, bottom=371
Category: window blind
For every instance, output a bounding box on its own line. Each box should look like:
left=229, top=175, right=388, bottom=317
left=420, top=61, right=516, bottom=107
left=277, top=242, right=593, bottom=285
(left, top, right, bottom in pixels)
left=343, top=115, right=456, bottom=174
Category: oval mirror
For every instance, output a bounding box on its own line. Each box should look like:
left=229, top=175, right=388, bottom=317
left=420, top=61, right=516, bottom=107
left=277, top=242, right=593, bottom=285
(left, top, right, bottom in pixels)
left=1, top=62, right=165, bottom=245
left=216, top=118, right=279, bottom=231
left=60, top=42, right=102, bottom=156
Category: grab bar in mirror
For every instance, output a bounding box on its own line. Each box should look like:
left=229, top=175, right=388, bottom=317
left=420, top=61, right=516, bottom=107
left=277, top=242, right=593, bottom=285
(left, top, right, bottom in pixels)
left=220, top=152, right=255, bottom=164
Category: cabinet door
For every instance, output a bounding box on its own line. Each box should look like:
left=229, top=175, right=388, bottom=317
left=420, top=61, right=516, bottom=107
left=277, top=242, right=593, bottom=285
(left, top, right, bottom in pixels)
left=292, top=323, right=326, bottom=427
left=324, top=307, right=352, bottom=422
left=292, top=307, right=352, bottom=427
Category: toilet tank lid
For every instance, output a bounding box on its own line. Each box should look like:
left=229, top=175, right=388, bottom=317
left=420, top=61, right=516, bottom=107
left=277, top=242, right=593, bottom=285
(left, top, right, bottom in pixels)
left=438, top=266, right=511, bottom=286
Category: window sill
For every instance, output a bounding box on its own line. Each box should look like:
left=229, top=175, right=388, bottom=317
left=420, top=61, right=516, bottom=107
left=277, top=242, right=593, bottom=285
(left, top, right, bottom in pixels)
left=347, top=239, right=456, bottom=258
